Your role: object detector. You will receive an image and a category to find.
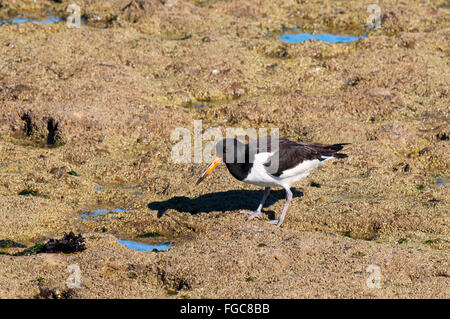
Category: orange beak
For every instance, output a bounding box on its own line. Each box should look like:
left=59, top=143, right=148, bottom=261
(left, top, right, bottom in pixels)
left=196, top=157, right=223, bottom=185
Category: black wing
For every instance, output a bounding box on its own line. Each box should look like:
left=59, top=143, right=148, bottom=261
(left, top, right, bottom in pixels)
left=261, top=138, right=349, bottom=177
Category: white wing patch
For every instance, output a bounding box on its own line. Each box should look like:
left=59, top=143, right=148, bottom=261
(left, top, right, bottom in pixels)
left=278, top=159, right=322, bottom=186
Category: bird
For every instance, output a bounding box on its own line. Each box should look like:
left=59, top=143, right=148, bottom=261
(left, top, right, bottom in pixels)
left=196, top=136, right=349, bottom=226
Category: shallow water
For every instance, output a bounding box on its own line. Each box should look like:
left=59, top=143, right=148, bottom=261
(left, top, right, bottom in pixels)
left=183, top=102, right=206, bottom=109
left=81, top=208, right=129, bottom=218
left=117, top=239, right=172, bottom=252
left=0, top=16, right=62, bottom=26
left=435, top=178, right=449, bottom=186
left=280, top=32, right=367, bottom=43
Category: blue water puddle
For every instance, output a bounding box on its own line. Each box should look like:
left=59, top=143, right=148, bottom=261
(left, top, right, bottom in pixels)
left=118, top=239, right=172, bottom=252
left=81, top=208, right=129, bottom=218
left=280, top=32, right=367, bottom=43
left=0, top=16, right=63, bottom=26
left=184, top=102, right=205, bottom=109
left=118, top=186, right=144, bottom=196
left=435, top=178, right=449, bottom=186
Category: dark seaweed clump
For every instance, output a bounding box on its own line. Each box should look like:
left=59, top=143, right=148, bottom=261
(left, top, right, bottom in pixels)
left=15, top=232, right=86, bottom=256
left=42, top=232, right=86, bottom=253
left=34, top=286, right=75, bottom=299
left=0, top=239, right=26, bottom=248
left=138, top=232, right=161, bottom=238
left=18, top=189, right=39, bottom=196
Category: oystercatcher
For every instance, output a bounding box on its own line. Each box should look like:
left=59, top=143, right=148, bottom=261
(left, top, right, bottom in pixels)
left=196, top=137, right=349, bottom=226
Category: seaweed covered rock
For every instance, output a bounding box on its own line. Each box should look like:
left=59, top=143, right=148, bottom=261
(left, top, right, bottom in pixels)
left=41, top=232, right=86, bottom=254
left=0, top=239, right=26, bottom=248
left=15, top=232, right=86, bottom=256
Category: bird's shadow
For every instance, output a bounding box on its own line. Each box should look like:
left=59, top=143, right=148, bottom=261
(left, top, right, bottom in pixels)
left=148, top=188, right=303, bottom=218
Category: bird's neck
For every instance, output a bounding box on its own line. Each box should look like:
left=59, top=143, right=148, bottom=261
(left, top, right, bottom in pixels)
left=224, top=162, right=252, bottom=181
left=224, top=144, right=252, bottom=181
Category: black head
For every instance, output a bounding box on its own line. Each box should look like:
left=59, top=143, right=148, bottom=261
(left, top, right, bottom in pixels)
left=215, top=138, right=248, bottom=164
left=196, top=138, right=251, bottom=185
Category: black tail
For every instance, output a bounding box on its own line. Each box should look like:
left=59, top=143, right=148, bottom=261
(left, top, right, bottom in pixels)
left=333, top=153, right=348, bottom=159
left=329, top=143, right=350, bottom=152
left=329, top=143, right=350, bottom=159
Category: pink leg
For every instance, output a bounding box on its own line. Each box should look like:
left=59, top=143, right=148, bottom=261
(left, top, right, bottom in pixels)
left=268, top=187, right=292, bottom=227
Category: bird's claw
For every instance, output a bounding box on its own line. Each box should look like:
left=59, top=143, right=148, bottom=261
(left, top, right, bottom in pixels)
left=268, top=219, right=282, bottom=227
left=240, top=210, right=263, bottom=221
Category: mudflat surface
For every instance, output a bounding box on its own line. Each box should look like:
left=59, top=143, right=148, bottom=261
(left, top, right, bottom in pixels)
left=0, top=0, right=448, bottom=298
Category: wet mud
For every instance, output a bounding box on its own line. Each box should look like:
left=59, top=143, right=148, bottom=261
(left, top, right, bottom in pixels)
left=0, top=0, right=448, bottom=298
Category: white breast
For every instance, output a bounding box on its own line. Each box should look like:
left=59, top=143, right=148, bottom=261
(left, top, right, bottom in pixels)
left=244, top=152, right=280, bottom=187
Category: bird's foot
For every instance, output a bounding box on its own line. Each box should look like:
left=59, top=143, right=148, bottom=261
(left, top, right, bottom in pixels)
left=240, top=210, right=263, bottom=221
left=268, top=219, right=283, bottom=227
